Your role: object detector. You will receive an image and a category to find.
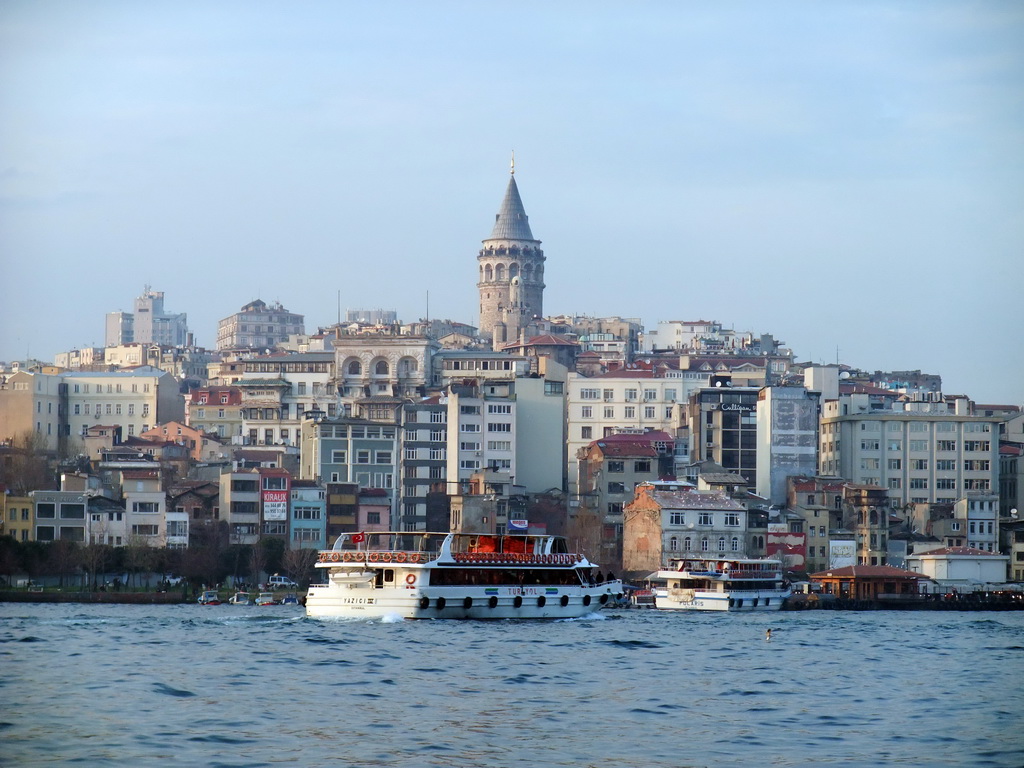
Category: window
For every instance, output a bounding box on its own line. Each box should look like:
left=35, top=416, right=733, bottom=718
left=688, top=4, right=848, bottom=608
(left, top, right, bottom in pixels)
left=964, top=460, right=990, bottom=471
left=603, top=406, right=614, bottom=418
left=375, top=451, right=393, bottom=464
left=634, top=460, right=651, bottom=473
left=909, top=440, right=928, bottom=452
left=936, top=478, right=956, bottom=490
left=607, top=482, right=626, bottom=494
left=356, top=450, right=371, bottom=464
left=607, top=461, right=625, bottom=473
left=131, top=524, right=159, bottom=536
left=700, top=538, right=709, bottom=552
left=430, top=411, right=446, bottom=422
left=624, top=389, right=638, bottom=401
left=331, top=449, right=347, bottom=464
left=487, top=404, right=511, bottom=414
left=461, top=423, right=480, bottom=433
left=910, top=478, right=928, bottom=489
left=860, top=440, right=879, bottom=451
left=669, top=511, right=685, bottom=525
left=861, top=458, right=880, bottom=470
left=937, top=440, right=957, bottom=452
left=487, top=441, right=511, bottom=451
left=698, top=512, right=712, bottom=526
left=460, top=442, right=480, bottom=451
left=936, top=459, right=956, bottom=471
left=581, top=406, right=593, bottom=418
left=718, top=537, right=726, bottom=551
left=487, top=423, right=511, bottom=432
left=887, top=458, right=902, bottom=470
left=581, top=427, right=592, bottom=440
left=724, top=513, right=739, bottom=526
left=887, top=440, right=902, bottom=452
left=132, top=502, right=160, bottom=513
left=643, top=389, right=657, bottom=401
left=607, top=502, right=623, bottom=515
left=580, top=388, right=599, bottom=400
left=644, top=406, right=656, bottom=419
left=262, top=476, right=287, bottom=490
left=911, top=459, right=929, bottom=471
left=624, top=406, right=636, bottom=419
left=964, top=441, right=990, bottom=452
left=460, top=459, right=479, bottom=470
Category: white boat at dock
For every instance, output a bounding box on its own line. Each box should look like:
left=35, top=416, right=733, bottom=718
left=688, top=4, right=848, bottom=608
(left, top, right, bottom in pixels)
left=305, top=531, right=623, bottom=620
left=652, top=557, right=791, bottom=612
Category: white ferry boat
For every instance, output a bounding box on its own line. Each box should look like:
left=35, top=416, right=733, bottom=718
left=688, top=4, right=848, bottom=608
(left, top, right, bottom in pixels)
left=305, top=531, right=623, bottom=620
left=652, top=557, right=791, bottom=612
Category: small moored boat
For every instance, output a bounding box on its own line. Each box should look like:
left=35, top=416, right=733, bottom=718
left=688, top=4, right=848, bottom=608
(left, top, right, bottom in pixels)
left=228, top=591, right=253, bottom=605
left=305, top=531, right=623, bottom=620
left=197, top=590, right=222, bottom=605
left=254, top=592, right=276, bottom=606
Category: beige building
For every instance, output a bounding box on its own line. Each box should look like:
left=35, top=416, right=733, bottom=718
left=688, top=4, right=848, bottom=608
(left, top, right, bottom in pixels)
left=0, top=371, right=65, bottom=451
left=64, top=367, right=184, bottom=439
left=2, top=494, right=35, bottom=542
left=217, top=299, right=305, bottom=351
left=820, top=394, right=1001, bottom=508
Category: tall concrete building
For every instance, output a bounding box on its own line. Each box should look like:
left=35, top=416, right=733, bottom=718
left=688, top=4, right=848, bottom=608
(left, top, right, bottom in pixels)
left=477, top=160, right=545, bottom=346
left=105, top=288, right=189, bottom=347
left=217, top=300, right=305, bottom=351
left=756, top=386, right=821, bottom=506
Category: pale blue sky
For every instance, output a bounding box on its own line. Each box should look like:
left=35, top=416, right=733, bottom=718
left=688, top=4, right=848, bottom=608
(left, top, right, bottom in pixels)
left=2, top=1, right=1021, bottom=404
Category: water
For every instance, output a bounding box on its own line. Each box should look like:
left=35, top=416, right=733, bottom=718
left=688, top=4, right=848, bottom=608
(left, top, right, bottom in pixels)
left=2, top=605, right=1022, bottom=767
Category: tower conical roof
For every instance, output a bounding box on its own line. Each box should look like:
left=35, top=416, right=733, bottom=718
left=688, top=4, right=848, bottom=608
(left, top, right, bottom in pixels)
left=487, top=174, right=537, bottom=241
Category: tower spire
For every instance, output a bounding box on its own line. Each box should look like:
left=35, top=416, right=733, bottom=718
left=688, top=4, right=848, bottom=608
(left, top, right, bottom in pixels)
left=510, top=150, right=515, bottom=176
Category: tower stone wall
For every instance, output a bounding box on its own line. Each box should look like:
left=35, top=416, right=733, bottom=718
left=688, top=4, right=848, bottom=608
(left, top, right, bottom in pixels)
left=477, top=171, right=545, bottom=345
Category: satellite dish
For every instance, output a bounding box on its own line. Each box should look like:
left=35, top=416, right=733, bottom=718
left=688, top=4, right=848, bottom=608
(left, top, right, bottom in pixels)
left=1012, top=508, right=1019, bottom=518
left=839, top=371, right=851, bottom=380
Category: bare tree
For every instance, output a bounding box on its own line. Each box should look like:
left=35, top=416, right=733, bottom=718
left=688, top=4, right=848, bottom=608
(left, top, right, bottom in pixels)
left=282, top=547, right=319, bottom=587
left=123, top=535, right=154, bottom=589
left=0, top=431, right=55, bottom=495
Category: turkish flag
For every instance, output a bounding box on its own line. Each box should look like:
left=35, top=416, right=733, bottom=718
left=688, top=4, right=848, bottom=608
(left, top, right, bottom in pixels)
left=351, top=532, right=366, bottom=543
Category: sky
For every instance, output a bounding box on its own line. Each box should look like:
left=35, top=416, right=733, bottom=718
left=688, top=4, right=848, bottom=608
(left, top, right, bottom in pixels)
left=2, top=1, right=1022, bottom=405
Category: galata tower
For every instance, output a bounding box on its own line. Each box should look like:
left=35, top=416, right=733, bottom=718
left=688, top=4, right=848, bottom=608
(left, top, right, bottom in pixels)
left=477, top=157, right=545, bottom=346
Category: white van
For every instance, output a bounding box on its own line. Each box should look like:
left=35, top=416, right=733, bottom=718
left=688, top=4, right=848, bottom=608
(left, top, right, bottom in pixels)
left=267, top=575, right=299, bottom=589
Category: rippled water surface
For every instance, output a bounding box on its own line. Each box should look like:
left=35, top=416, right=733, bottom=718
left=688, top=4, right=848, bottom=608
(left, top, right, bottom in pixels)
left=2, top=604, right=1022, bottom=767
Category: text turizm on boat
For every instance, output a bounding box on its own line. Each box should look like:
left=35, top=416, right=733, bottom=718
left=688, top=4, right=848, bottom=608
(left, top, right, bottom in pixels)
left=305, top=531, right=623, bottom=620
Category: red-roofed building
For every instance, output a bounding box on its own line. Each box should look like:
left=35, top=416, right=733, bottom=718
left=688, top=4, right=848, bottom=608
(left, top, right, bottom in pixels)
left=577, top=434, right=677, bottom=569
left=809, top=564, right=929, bottom=600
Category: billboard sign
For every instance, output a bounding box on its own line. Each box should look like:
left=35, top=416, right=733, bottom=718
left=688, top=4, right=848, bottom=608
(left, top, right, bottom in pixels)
left=766, top=530, right=806, bottom=571
left=262, top=490, right=288, bottom=521
left=829, top=540, right=856, bottom=569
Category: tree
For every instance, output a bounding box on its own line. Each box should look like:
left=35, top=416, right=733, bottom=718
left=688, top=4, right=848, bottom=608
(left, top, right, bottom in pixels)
left=123, top=535, right=154, bottom=589
left=0, top=431, right=56, bottom=495
left=47, top=539, right=81, bottom=589
left=79, top=543, right=112, bottom=590
left=282, top=547, right=319, bottom=587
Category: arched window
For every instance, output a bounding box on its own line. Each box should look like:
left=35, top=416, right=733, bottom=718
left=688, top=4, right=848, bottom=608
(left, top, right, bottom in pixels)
left=718, top=537, right=726, bottom=551
left=347, top=360, right=361, bottom=376
left=857, top=511, right=864, bottom=525
left=509, top=262, right=519, bottom=279
left=522, top=264, right=533, bottom=281
left=700, top=538, right=709, bottom=552
left=669, top=536, right=678, bottom=551
left=495, top=264, right=506, bottom=281
left=731, top=536, right=740, bottom=551
left=869, top=509, right=879, bottom=525
left=374, top=360, right=389, bottom=376
left=683, top=536, right=691, bottom=552
left=484, top=264, right=493, bottom=282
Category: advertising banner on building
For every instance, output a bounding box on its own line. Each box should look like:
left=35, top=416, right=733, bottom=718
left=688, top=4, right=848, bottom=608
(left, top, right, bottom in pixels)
left=829, top=540, right=856, bottom=569
left=766, top=530, right=806, bottom=571
left=509, top=519, right=529, bottom=531
left=262, top=490, right=288, bottom=521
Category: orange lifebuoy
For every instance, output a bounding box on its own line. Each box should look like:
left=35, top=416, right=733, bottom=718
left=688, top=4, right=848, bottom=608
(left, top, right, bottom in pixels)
left=405, top=573, right=417, bottom=585
left=368, top=552, right=380, bottom=563
left=395, top=552, right=407, bottom=563
left=331, top=552, right=340, bottom=562
left=381, top=552, right=393, bottom=563
left=342, top=552, right=351, bottom=562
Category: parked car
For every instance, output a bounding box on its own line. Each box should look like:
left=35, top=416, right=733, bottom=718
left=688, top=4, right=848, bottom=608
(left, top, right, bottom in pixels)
left=267, top=575, right=299, bottom=589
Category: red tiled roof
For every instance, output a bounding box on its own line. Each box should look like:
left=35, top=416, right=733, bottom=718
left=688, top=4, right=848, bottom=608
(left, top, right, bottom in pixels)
left=594, top=442, right=658, bottom=458
left=809, top=565, right=925, bottom=580
left=599, top=430, right=673, bottom=443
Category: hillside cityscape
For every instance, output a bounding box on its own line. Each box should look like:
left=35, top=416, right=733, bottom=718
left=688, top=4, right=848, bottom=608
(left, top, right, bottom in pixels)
left=2, top=169, right=1022, bottom=590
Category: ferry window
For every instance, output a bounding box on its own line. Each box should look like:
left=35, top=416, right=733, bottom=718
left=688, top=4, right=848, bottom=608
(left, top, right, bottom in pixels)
left=383, top=569, right=394, bottom=583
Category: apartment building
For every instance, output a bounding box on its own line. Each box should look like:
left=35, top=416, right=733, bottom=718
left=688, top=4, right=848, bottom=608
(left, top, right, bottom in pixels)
left=567, top=364, right=705, bottom=494
left=819, top=394, right=1001, bottom=507
left=217, top=300, right=305, bottom=351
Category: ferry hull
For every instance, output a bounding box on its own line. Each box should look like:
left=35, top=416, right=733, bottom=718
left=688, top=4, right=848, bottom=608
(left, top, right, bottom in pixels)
left=656, top=589, right=790, bottom=612
left=305, top=582, right=622, bottom=620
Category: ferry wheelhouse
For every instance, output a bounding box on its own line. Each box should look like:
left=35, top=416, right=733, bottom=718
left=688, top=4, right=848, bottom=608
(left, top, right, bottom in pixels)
left=305, top=531, right=623, bottom=620
left=652, top=558, right=791, bottom=612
